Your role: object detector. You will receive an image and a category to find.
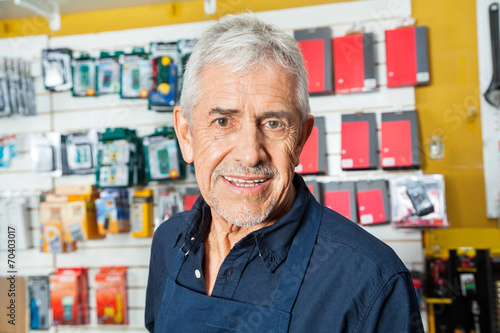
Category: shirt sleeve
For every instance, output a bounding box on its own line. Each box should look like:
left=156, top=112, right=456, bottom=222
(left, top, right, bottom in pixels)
left=358, top=272, right=425, bottom=333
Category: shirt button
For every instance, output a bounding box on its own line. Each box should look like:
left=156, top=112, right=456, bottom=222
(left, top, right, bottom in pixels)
left=195, top=269, right=201, bottom=279
left=191, top=237, right=195, bottom=241
left=269, top=254, right=275, bottom=263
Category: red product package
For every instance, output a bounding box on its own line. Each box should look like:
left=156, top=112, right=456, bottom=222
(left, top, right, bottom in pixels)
left=333, top=33, right=376, bottom=94
left=385, top=26, right=429, bottom=87
left=49, top=267, right=89, bottom=326
left=95, top=266, right=129, bottom=325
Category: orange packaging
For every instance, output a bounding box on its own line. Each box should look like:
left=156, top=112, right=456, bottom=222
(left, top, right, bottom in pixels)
left=62, top=201, right=102, bottom=242
left=49, top=268, right=89, bottom=326
left=40, top=203, right=76, bottom=253
left=95, top=266, right=128, bottom=325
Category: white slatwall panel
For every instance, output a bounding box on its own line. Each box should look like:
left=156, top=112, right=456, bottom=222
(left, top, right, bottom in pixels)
left=0, top=1, right=424, bottom=332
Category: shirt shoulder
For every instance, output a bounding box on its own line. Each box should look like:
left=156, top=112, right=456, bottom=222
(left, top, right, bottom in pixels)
left=151, top=211, right=190, bottom=254
left=317, top=205, right=409, bottom=278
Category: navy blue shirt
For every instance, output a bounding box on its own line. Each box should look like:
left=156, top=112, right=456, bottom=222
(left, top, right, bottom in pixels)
left=145, top=174, right=424, bottom=332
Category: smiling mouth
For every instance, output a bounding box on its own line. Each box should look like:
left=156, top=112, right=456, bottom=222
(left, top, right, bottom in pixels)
left=223, top=176, right=268, bottom=187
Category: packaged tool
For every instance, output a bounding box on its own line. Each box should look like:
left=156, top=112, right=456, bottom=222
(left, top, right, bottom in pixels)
left=72, top=53, right=96, bottom=97
left=131, top=189, right=154, bottom=237
left=142, top=126, right=185, bottom=182
left=42, top=48, right=73, bottom=92
left=95, top=266, right=128, bottom=325
left=119, top=47, right=151, bottom=99
left=96, top=51, right=122, bottom=95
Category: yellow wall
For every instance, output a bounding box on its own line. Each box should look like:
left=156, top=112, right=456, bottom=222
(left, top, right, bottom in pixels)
left=412, top=0, right=494, bottom=229
left=0, top=0, right=352, bottom=38
left=0, top=0, right=493, bottom=230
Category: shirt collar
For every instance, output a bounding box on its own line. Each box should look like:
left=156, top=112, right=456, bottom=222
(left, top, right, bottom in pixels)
left=179, top=173, right=311, bottom=272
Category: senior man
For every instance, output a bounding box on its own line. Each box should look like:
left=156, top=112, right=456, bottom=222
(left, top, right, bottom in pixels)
left=145, top=13, right=424, bottom=332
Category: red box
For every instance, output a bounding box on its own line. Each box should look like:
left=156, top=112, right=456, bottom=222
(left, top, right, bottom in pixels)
left=380, top=111, right=420, bottom=169
left=49, top=268, right=89, bottom=326
left=296, top=117, right=327, bottom=175
left=355, top=180, right=390, bottom=225
left=323, top=181, right=357, bottom=222
left=385, top=26, right=429, bottom=87
left=341, top=113, right=378, bottom=170
left=184, top=187, right=200, bottom=211
left=295, top=28, right=333, bottom=95
left=333, top=33, right=376, bottom=93
left=95, top=266, right=129, bottom=325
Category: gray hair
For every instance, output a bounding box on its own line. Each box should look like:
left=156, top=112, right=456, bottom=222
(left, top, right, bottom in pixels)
left=179, top=12, right=310, bottom=126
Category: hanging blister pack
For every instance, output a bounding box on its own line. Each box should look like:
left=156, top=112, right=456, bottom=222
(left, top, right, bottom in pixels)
left=28, top=276, right=51, bottom=330
left=149, top=42, right=178, bottom=111
left=96, top=51, right=122, bottom=95
left=0, top=135, right=17, bottom=168
left=42, top=48, right=73, bottom=92
left=20, top=60, right=37, bottom=116
left=0, top=194, right=33, bottom=250
left=72, top=54, right=96, bottom=97
left=0, top=58, right=11, bottom=116
left=96, top=128, right=144, bottom=188
left=119, top=47, right=151, bottom=99
left=6, top=58, right=22, bottom=115
left=177, top=39, right=196, bottom=100
left=142, top=126, right=185, bottom=182
left=30, top=132, right=63, bottom=177
left=389, top=174, right=448, bottom=229
left=64, top=130, right=99, bottom=175
left=157, top=188, right=183, bottom=228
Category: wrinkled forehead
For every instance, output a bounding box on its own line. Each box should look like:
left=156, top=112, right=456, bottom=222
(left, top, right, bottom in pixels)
left=197, top=61, right=301, bottom=111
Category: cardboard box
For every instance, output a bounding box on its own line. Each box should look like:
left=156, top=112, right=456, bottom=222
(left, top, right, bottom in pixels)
left=333, top=33, right=377, bottom=93
left=385, top=26, right=429, bottom=87
left=295, top=27, right=333, bottom=95
left=341, top=113, right=378, bottom=170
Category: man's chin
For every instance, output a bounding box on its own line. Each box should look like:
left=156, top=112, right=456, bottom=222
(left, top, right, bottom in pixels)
left=210, top=199, right=276, bottom=228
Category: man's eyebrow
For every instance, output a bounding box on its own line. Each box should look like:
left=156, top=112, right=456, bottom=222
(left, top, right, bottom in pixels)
left=261, top=111, right=293, bottom=121
left=209, top=107, right=241, bottom=116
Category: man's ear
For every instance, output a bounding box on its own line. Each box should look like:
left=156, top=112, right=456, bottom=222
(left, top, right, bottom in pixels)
left=173, top=106, right=194, bottom=163
left=293, top=115, right=315, bottom=167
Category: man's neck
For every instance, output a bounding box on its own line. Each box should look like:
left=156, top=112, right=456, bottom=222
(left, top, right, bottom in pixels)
left=203, top=214, right=274, bottom=296
left=203, top=186, right=297, bottom=296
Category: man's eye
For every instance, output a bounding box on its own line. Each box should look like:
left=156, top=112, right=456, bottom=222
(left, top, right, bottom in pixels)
left=266, top=120, right=282, bottom=129
left=216, top=118, right=230, bottom=127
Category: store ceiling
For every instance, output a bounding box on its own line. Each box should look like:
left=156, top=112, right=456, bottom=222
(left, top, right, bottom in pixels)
left=0, top=0, right=189, bottom=20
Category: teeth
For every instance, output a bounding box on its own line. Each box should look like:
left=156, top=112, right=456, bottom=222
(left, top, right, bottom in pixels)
left=223, top=176, right=266, bottom=187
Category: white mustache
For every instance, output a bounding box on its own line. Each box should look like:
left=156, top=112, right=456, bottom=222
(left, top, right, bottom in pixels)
left=212, top=163, right=278, bottom=180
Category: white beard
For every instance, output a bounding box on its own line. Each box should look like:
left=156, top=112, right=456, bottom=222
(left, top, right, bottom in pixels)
left=210, top=193, right=277, bottom=227
left=209, top=162, right=279, bottom=227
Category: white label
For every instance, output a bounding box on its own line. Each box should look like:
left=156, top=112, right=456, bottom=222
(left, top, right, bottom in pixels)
left=364, top=78, right=377, bottom=89
left=360, top=214, right=374, bottom=224
left=341, top=159, right=354, bottom=168
left=417, top=72, right=429, bottom=82
left=382, top=157, right=395, bottom=166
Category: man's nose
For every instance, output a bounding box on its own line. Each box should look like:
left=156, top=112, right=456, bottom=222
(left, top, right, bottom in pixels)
left=232, top=124, right=266, bottom=167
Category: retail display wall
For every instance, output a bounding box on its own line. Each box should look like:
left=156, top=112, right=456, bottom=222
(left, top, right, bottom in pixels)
left=0, top=0, right=426, bottom=331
